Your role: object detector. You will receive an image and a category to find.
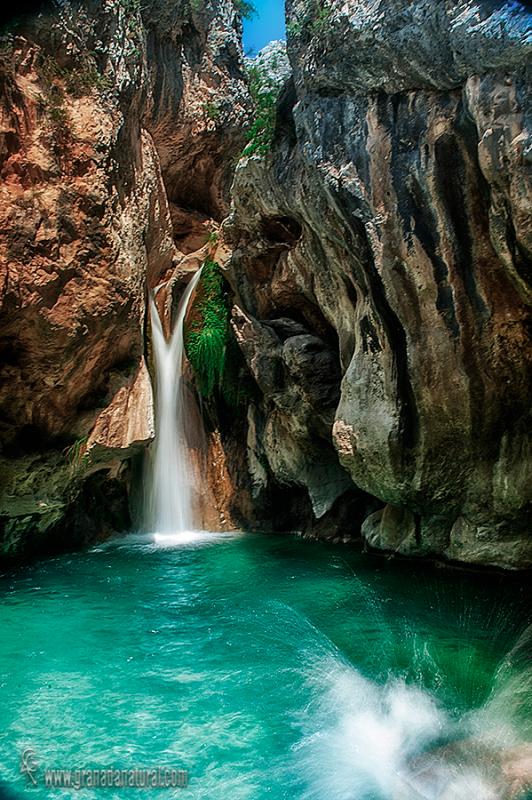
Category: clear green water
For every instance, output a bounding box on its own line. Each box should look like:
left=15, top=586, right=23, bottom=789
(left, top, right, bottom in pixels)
left=0, top=531, right=530, bottom=799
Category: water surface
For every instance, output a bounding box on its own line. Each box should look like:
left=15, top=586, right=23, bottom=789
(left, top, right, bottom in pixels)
left=0, top=532, right=530, bottom=799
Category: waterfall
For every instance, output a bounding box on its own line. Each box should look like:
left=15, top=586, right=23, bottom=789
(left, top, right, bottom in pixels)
left=147, top=268, right=203, bottom=535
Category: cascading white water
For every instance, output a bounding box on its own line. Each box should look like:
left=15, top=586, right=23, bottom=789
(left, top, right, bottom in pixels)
left=147, top=269, right=203, bottom=535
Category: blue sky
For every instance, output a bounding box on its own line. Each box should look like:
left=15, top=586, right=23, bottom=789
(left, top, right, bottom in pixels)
left=243, top=0, right=286, bottom=55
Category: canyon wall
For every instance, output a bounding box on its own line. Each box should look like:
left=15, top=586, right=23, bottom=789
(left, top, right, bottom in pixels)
left=226, top=0, right=532, bottom=568
left=0, top=0, right=249, bottom=560
left=1, top=0, right=530, bottom=571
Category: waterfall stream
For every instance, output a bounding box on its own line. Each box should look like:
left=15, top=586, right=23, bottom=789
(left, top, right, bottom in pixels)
left=147, top=268, right=203, bottom=535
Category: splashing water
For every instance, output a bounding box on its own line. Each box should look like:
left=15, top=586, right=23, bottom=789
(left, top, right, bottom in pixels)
left=287, top=572, right=532, bottom=800
left=146, top=269, right=203, bottom=536
left=293, top=652, right=532, bottom=800
left=0, top=534, right=530, bottom=799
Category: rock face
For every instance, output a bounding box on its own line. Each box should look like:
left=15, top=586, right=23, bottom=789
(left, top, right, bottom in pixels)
left=0, top=0, right=249, bottom=560
left=246, top=39, right=291, bottom=87
left=225, top=0, right=532, bottom=568
left=1, top=0, right=530, bottom=571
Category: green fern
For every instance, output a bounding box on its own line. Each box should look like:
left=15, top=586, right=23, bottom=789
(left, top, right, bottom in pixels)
left=63, top=436, right=89, bottom=472
left=185, top=260, right=253, bottom=406
left=185, top=260, right=229, bottom=399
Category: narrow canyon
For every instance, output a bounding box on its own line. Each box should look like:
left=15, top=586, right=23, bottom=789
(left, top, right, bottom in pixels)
left=0, top=0, right=531, bottom=570
left=0, top=4, right=532, bottom=799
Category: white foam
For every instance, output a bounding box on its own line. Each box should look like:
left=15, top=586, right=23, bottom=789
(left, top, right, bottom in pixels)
left=152, top=529, right=241, bottom=548
left=293, top=655, right=509, bottom=800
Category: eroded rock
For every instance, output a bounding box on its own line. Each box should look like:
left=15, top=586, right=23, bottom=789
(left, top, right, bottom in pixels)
left=0, top=0, right=250, bottom=559
left=226, top=0, right=532, bottom=567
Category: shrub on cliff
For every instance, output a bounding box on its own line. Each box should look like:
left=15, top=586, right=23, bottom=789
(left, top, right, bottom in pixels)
left=185, top=260, right=251, bottom=407
left=185, top=259, right=228, bottom=399
left=243, top=42, right=290, bottom=158
left=233, top=0, right=256, bottom=19
left=286, top=0, right=332, bottom=39
left=242, top=65, right=278, bottom=157
left=190, top=0, right=256, bottom=19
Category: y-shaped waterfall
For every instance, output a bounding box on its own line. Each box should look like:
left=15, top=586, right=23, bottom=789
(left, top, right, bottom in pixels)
left=147, top=269, right=203, bottom=535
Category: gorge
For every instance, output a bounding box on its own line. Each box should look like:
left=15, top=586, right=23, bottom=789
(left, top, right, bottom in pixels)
left=0, top=0, right=531, bottom=797
left=0, top=0, right=531, bottom=570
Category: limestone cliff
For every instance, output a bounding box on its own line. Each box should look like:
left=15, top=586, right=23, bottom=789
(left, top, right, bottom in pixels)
left=225, top=0, right=532, bottom=569
left=0, top=0, right=249, bottom=560
left=1, top=0, right=531, bottom=571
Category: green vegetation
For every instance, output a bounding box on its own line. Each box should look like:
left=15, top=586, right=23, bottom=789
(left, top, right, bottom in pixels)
left=38, top=55, right=67, bottom=134
left=207, top=230, right=219, bottom=245
left=242, top=64, right=278, bottom=158
left=36, top=52, right=114, bottom=158
left=286, top=19, right=303, bottom=38
left=219, top=331, right=253, bottom=408
left=47, top=102, right=68, bottom=125
left=287, top=0, right=332, bottom=39
left=65, top=63, right=113, bottom=97
left=39, top=55, right=111, bottom=114
left=120, top=0, right=142, bottom=13
left=185, top=260, right=229, bottom=399
left=185, top=260, right=251, bottom=406
left=39, top=53, right=112, bottom=99
left=309, top=3, right=332, bottom=34
left=63, top=436, right=89, bottom=473
left=120, top=0, right=144, bottom=44
left=233, top=0, right=257, bottom=20
left=202, top=101, right=221, bottom=123
left=190, top=0, right=256, bottom=19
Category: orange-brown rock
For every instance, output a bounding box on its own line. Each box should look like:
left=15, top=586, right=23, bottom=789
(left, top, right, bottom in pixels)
left=0, top=0, right=250, bottom=560
left=86, top=358, right=155, bottom=464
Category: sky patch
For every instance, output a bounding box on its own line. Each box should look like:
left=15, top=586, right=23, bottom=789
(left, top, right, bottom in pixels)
left=243, top=0, right=286, bottom=55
